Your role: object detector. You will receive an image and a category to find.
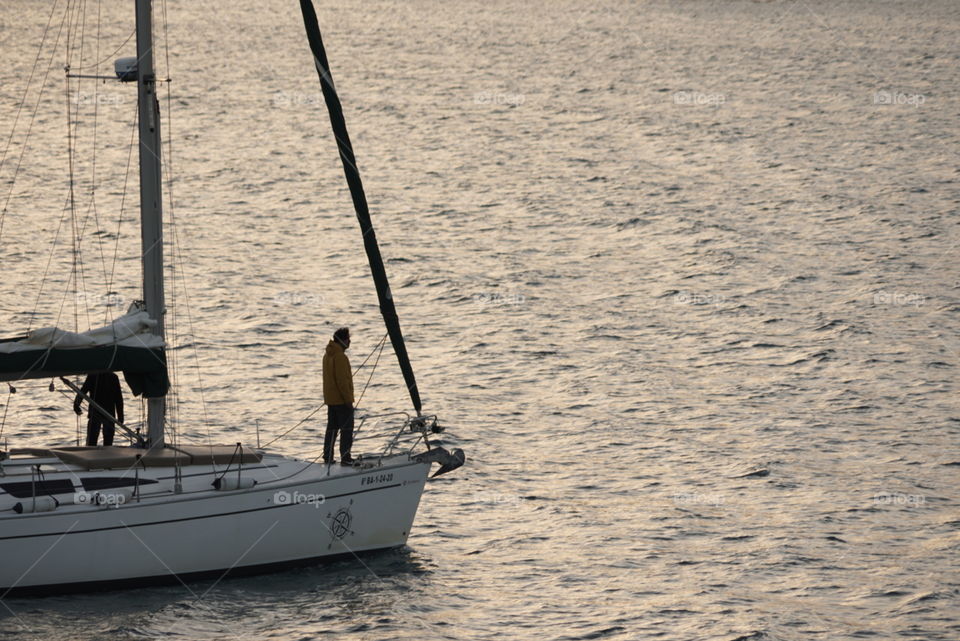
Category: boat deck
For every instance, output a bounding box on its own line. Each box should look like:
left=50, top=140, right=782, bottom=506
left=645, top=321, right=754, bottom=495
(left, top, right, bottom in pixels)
left=0, top=445, right=410, bottom=516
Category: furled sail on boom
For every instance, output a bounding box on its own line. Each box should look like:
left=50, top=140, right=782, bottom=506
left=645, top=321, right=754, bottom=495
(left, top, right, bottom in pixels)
left=0, top=306, right=169, bottom=397
left=298, top=0, right=423, bottom=415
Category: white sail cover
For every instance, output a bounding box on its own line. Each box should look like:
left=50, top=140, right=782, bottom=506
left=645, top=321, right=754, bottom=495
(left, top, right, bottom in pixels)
left=0, top=308, right=164, bottom=354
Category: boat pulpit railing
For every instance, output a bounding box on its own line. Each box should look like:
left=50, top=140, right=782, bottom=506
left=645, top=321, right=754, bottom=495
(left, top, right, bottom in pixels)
left=352, top=411, right=445, bottom=463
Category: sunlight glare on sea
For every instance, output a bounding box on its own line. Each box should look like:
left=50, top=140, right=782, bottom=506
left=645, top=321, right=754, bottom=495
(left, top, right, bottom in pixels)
left=0, top=0, right=958, bottom=639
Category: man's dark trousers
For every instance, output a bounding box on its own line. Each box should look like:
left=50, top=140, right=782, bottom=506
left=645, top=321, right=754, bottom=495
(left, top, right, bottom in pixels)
left=86, top=413, right=115, bottom=447
left=324, top=404, right=354, bottom=461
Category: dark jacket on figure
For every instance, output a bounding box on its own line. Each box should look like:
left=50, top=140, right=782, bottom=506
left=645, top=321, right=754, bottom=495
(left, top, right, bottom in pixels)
left=74, top=372, right=125, bottom=423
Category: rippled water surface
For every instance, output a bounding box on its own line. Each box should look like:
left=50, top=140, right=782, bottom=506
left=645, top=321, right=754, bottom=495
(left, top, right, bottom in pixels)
left=1, top=0, right=959, bottom=639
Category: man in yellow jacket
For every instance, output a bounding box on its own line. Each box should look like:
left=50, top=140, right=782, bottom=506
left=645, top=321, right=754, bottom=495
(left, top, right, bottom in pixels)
left=322, top=327, right=355, bottom=464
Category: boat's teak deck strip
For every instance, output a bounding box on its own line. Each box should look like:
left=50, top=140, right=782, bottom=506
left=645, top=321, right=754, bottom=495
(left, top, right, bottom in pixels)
left=10, top=445, right=262, bottom=469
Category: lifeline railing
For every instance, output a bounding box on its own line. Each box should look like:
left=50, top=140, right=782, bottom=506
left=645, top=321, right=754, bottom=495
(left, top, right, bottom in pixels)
left=351, top=411, right=444, bottom=464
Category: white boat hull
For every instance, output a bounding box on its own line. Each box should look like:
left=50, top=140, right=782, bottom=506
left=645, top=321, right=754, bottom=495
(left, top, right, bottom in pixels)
left=0, top=453, right=430, bottom=595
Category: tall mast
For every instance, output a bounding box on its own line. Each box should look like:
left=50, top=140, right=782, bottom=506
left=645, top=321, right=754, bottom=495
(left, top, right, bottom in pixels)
left=135, top=0, right=166, bottom=446
left=298, top=0, right=423, bottom=415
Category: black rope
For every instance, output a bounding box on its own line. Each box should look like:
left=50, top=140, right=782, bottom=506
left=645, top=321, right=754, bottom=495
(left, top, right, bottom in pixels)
left=32, top=465, right=61, bottom=508
left=212, top=443, right=242, bottom=485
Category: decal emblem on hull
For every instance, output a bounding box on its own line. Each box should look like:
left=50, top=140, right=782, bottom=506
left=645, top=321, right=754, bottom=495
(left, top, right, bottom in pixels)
left=332, top=508, right=351, bottom=539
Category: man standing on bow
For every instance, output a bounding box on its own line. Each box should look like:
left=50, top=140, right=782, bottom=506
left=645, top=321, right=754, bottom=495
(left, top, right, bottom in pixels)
left=323, top=327, right=355, bottom=464
left=73, top=371, right=125, bottom=447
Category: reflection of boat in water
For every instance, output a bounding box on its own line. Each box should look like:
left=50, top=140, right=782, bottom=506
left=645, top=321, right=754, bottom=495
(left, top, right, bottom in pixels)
left=0, top=0, right=463, bottom=596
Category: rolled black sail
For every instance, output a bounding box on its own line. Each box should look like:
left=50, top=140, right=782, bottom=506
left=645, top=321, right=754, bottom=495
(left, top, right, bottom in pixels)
left=298, top=0, right=423, bottom=414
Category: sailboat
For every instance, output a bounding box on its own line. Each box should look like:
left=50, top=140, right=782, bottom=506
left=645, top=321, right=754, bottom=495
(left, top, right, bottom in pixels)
left=0, top=0, right=463, bottom=596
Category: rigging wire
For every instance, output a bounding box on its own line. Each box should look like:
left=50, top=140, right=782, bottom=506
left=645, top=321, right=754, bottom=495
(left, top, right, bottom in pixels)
left=0, top=0, right=60, bottom=178
left=63, top=0, right=80, bottom=335
left=65, top=0, right=93, bottom=334
left=104, top=103, right=138, bottom=324
left=24, top=0, right=119, bottom=334
left=355, top=331, right=387, bottom=408
left=0, top=6, right=86, bottom=384
left=158, top=0, right=181, bottom=445
left=28, top=194, right=73, bottom=333
left=0, top=386, right=13, bottom=447
left=0, top=0, right=69, bottom=261
left=1, top=3, right=403, bottom=469
left=75, top=0, right=111, bottom=300
left=260, top=333, right=389, bottom=450
left=19, top=0, right=130, bottom=334
left=353, top=332, right=389, bottom=373
left=158, top=0, right=179, bottom=436
left=71, top=28, right=134, bottom=70
left=155, top=0, right=217, bottom=463
left=260, top=406, right=324, bottom=450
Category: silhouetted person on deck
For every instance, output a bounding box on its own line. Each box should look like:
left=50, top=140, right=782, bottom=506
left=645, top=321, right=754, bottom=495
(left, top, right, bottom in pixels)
left=323, top=327, right=355, bottom=465
left=73, top=372, right=124, bottom=447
